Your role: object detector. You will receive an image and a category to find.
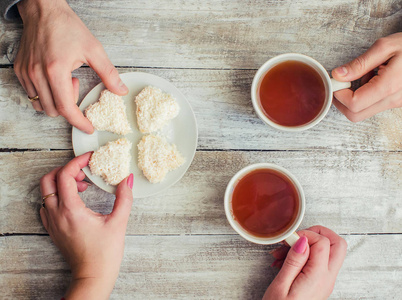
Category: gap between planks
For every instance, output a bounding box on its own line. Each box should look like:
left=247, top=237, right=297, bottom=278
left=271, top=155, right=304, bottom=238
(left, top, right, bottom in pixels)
left=2, top=232, right=402, bottom=237
left=1, top=148, right=401, bottom=153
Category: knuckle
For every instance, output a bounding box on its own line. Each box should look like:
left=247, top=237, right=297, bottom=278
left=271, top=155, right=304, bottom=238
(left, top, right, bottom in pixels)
left=338, top=237, right=348, bottom=254
left=284, top=256, right=304, bottom=269
left=45, top=60, right=63, bottom=78
left=105, top=63, right=118, bottom=78
left=13, top=61, right=21, bottom=73
left=92, top=40, right=105, bottom=53
left=348, top=99, right=361, bottom=114
left=56, top=169, right=66, bottom=182
left=351, top=56, right=366, bottom=73
left=373, top=37, right=389, bottom=53
left=315, top=237, right=330, bottom=252
left=45, top=109, right=59, bottom=118
left=346, top=113, right=362, bottom=123
left=39, top=174, right=48, bottom=186
left=56, top=104, right=70, bottom=118
left=27, top=63, right=41, bottom=81
left=309, top=225, right=324, bottom=232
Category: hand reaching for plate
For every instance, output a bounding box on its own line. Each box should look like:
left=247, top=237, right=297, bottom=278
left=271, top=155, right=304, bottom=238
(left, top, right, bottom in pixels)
left=332, top=32, right=402, bottom=122
left=40, top=153, right=134, bottom=298
left=15, top=0, right=128, bottom=133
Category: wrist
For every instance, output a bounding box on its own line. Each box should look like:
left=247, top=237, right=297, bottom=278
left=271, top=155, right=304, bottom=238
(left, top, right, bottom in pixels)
left=65, top=277, right=115, bottom=300
left=17, top=0, right=68, bottom=23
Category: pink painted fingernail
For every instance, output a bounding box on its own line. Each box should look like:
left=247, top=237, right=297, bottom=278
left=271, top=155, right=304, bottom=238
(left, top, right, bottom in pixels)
left=127, top=173, right=134, bottom=189
left=335, top=66, right=348, bottom=76
left=293, top=236, right=308, bottom=254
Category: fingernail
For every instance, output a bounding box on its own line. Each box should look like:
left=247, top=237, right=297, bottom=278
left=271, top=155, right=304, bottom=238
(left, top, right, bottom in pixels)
left=119, top=80, right=128, bottom=92
left=82, top=180, right=92, bottom=186
left=127, top=173, right=133, bottom=189
left=335, top=66, right=348, bottom=76
left=293, top=236, right=308, bottom=254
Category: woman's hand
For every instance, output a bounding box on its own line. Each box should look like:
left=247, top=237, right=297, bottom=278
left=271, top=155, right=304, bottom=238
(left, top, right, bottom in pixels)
left=39, top=152, right=134, bottom=299
left=263, top=226, right=347, bottom=300
left=332, top=32, right=402, bottom=122
left=15, top=0, right=128, bottom=134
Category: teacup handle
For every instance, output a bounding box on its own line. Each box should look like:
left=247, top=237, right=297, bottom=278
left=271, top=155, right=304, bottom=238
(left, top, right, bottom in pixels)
left=331, top=78, right=351, bottom=92
left=285, top=232, right=300, bottom=247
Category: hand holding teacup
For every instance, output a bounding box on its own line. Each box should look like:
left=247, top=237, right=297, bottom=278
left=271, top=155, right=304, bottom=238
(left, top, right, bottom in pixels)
left=224, top=165, right=347, bottom=299
left=263, top=226, right=347, bottom=300
left=332, top=32, right=402, bottom=122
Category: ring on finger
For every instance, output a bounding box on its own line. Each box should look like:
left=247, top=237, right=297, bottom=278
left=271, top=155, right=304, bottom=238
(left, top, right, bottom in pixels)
left=28, top=95, right=39, bottom=103
left=41, top=192, right=57, bottom=208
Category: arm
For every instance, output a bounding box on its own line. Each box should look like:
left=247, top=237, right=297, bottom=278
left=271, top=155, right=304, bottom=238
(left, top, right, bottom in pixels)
left=40, top=153, right=134, bottom=299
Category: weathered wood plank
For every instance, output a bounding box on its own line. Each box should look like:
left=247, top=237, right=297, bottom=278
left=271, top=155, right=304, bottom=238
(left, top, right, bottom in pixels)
left=1, top=150, right=400, bottom=235
left=0, top=234, right=401, bottom=299
left=1, top=68, right=401, bottom=151
left=1, top=0, right=401, bottom=69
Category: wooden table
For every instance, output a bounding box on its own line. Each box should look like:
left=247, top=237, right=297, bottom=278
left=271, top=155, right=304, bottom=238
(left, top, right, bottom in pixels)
left=1, top=1, right=401, bottom=299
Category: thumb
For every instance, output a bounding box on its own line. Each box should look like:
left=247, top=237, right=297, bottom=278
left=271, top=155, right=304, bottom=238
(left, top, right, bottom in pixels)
left=332, top=39, right=392, bottom=82
left=273, top=237, right=309, bottom=290
left=110, top=173, right=134, bottom=224
left=86, top=45, right=129, bottom=95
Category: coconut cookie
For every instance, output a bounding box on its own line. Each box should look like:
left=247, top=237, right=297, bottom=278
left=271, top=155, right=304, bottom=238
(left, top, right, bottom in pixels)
left=137, top=134, right=185, bottom=183
left=135, top=86, right=180, bottom=133
left=85, top=89, right=131, bottom=135
left=89, top=138, right=132, bottom=185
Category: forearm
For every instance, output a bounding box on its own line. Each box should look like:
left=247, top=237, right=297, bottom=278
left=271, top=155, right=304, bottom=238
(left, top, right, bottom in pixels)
left=65, top=277, right=114, bottom=300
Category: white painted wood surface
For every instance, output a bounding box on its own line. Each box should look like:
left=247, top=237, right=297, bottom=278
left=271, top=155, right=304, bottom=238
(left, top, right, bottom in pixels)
left=0, top=0, right=401, bottom=299
left=0, top=235, right=401, bottom=299
left=1, top=150, right=401, bottom=235
left=1, top=1, right=402, bottom=69
left=1, top=68, right=401, bottom=151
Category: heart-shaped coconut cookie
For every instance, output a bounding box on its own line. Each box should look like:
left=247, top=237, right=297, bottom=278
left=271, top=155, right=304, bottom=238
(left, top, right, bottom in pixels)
left=135, top=86, right=180, bottom=133
left=85, top=89, right=131, bottom=135
left=137, top=134, right=184, bottom=183
left=89, top=138, right=132, bottom=185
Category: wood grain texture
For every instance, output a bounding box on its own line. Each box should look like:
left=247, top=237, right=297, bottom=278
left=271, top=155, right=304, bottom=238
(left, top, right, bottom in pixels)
left=1, top=68, right=401, bottom=151
left=1, top=0, right=401, bottom=69
left=1, top=150, right=401, bottom=235
left=1, top=1, right=401, bottom=298
left=0, top=234, right=401, bottom=299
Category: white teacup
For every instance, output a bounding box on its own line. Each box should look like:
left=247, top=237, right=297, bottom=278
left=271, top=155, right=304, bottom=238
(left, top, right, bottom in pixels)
left=251, top=53, right=351, bottom=131
left=224, top=163, right=305, bottom=246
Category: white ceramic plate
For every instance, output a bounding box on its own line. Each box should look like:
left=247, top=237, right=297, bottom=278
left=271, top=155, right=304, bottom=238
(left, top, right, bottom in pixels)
left=72, top=72, right=198, bottom=198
